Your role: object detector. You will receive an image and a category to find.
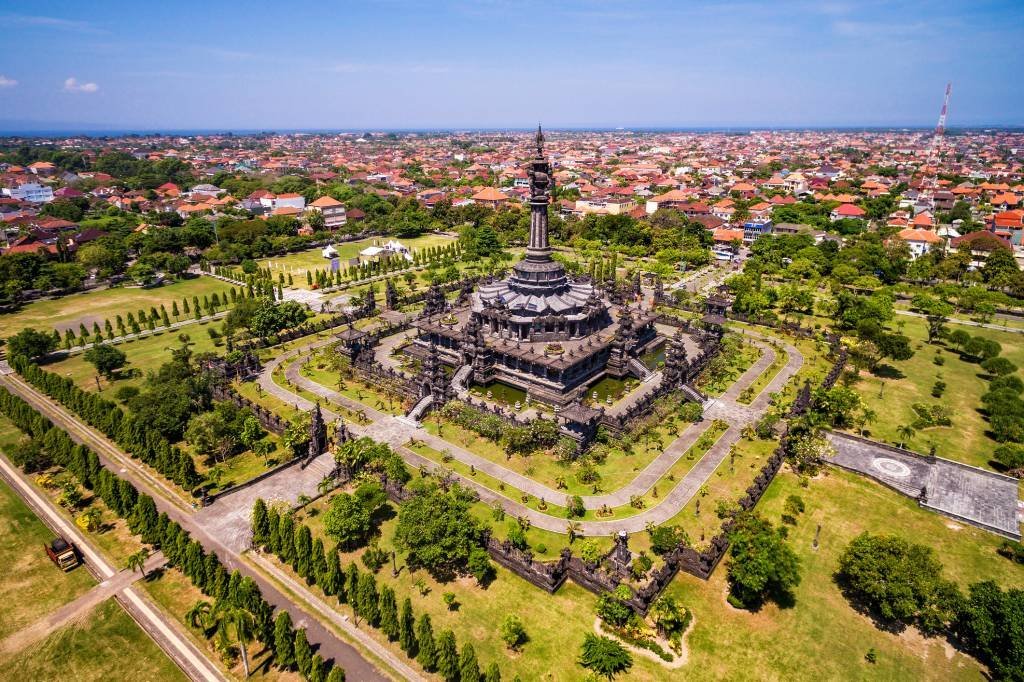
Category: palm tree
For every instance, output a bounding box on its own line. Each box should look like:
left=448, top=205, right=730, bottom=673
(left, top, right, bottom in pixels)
left=125, top=549, right=149, bottom=579
left=566, top=521, right=582, bottom=544
left=185, top=600, right=215, bottom=632
left=858, top=408, right=877, bottom=437
left=216, top=604, right=256, bottom=678
left=896, top=424, right=916, bottom=449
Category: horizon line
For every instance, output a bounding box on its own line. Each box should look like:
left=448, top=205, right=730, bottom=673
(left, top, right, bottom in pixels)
left=2, top=124, right=1024, bottom=139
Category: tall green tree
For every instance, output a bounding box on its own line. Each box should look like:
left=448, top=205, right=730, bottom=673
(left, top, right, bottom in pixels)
left=294, top=628, right=312, bottom=678
left=399, top=597, right=417, bottom=656
left=436, top=630, right=459, bottom=682
left=355, top=572, right=379, bottom=626
left=273, top=611, right=295, bottom=669
left=378, top=585, right=399, bottom=640
left=459, top=642, right=481, bottom=682
left=251, top=498, right=270, bottom=547
left=416, top=614, right=436, bottom=671
left=726, top=513, right=801, bottom=609
left=579, top=633, right=633, bottom=680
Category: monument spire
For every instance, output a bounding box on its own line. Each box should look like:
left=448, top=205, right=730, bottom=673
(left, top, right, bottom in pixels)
left=526, top=125, right=552, bottom=258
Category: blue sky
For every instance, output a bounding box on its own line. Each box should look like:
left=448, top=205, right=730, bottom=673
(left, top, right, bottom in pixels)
left=0, top=0, right=1021, bottom=130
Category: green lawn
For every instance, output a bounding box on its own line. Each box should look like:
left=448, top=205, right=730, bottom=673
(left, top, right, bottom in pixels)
left=0, top=437, right=96, bottom=639
left=852, top=315, right=1024, bottom=469
left=664, top=435, right=778, bottom=548
left=738, top=340, right=788, bottom=404
left=41, top=323, right=223, bottom=395
left=697, top=336, right=762, bottom=396
left=420, top=403, right=701, bottom=497
left=0, top=598, right=186, bottom=681
left=1, top=276, right=237, bottom=339
left=416, top=418, right=730, bottom=524
left=663, top=467, right=1024, bottom=681
left=259, top=234, right=457, bottom=289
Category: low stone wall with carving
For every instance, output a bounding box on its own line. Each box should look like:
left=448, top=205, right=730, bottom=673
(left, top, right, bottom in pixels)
left=211, top=383, right=287, bottom=434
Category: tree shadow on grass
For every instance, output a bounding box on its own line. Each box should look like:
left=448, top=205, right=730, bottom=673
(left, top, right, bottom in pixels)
left=872, top=364, right=905, bottom=380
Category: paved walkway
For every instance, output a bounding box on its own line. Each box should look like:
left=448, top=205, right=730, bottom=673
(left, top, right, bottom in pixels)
left=0, top=551, right=168, bottom=655
left=0, top=453, right=223, bottom=681
left=257, top=328, right=803, bottom=535
left=62, top=310, right=230, bottom=356
left=196, top=454, right=337, bottom=553
left=826, top=431, right=1021, bottom=540
left=894, top=308, right=1024, bottom=334
left=0, top=373, right=390, bottom=682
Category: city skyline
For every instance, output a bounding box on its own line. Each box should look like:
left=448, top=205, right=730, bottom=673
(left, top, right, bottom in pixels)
left=1, top=0, right=1022, bottom=131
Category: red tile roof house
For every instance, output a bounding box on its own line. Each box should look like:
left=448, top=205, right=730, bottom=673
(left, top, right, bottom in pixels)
left=308, top=195, right=347, bottom=230
left=991, top=210, right=1024, bottom=246
left=830, top=203, right=866, bottom=221
left=893, top=227, right=943, bottom=260
left=950, top=230, right=1013, bottom=269
left=469, top=187, right=508, bottom=209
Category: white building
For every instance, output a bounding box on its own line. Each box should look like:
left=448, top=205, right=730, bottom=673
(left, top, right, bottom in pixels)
left=259, top=192, right=307, bottom=211
left=308, top=195, right=347, bottom=229
left=896, top=228, right=943, bottom=260
left=2, top=182, right=54, bottom=203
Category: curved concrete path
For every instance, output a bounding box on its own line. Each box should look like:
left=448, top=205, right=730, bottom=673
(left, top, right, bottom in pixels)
left=257, top=329, right=802, bottom=534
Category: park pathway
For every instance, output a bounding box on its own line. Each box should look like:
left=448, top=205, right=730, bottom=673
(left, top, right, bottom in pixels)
left=255, top=327, right=803, bottom=535
left=0, top=551, right=169, bottom=656
left=894, top=307, right=1024, bottom=334
left=0, top=453, right=223, bottom=682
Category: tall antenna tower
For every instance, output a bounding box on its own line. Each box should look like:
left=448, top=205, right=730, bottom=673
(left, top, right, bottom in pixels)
left=935, top=82, right=952, bottom=136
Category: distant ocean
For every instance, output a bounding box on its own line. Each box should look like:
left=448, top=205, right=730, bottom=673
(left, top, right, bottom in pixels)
left=0, top=125, right=1021, bottom=138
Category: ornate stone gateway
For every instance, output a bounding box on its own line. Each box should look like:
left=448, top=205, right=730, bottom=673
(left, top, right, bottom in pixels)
left=413, top=127, right=661, bottom=407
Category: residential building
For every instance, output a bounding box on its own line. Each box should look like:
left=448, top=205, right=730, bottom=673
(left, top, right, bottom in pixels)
left=308, top=195, right=347, bottom=230
left=895, top=228, right=942, bottom=259
left=2, top=182, right=54, bottom=203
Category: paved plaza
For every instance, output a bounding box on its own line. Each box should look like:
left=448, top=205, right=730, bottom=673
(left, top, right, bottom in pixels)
left=826, top=432, right=1021, bottom=540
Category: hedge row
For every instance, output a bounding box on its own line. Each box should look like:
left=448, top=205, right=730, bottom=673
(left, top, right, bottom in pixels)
left=11, top=355, right=202, bottom=491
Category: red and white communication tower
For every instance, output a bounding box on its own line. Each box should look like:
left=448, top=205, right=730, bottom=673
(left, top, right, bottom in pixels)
left=935, top=82, right=952, bottom=136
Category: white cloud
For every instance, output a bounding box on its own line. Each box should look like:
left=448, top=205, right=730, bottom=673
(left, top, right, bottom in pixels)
left=0, top=75, right=17, bottom=88
left=0, top=14, right=103, bottom=34
left=63, top=77, right=99, bottom=93
left=328, top=62, right=452, bottom=74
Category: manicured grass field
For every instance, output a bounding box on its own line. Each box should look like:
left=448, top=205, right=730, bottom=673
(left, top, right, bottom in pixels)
left=258, top=233, right=457, bottom=289
left=697, top=336, right=762, bottom=397
left=420, top=415, right=695, bottom=497
left=40, top=320, right=223, bottom=394
left=738, top=340, right=788, bottom=404
left=852, top=315, right=1024, bottom=469
left=666, top=435, right=778, bottom=548
left=663, top=467, right=1024, bottom=681
left=0, top=421, right=96, bottom=640
left=0, top=598, right=186, bottom=681
left=0, top=276, right=236, bottom=339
